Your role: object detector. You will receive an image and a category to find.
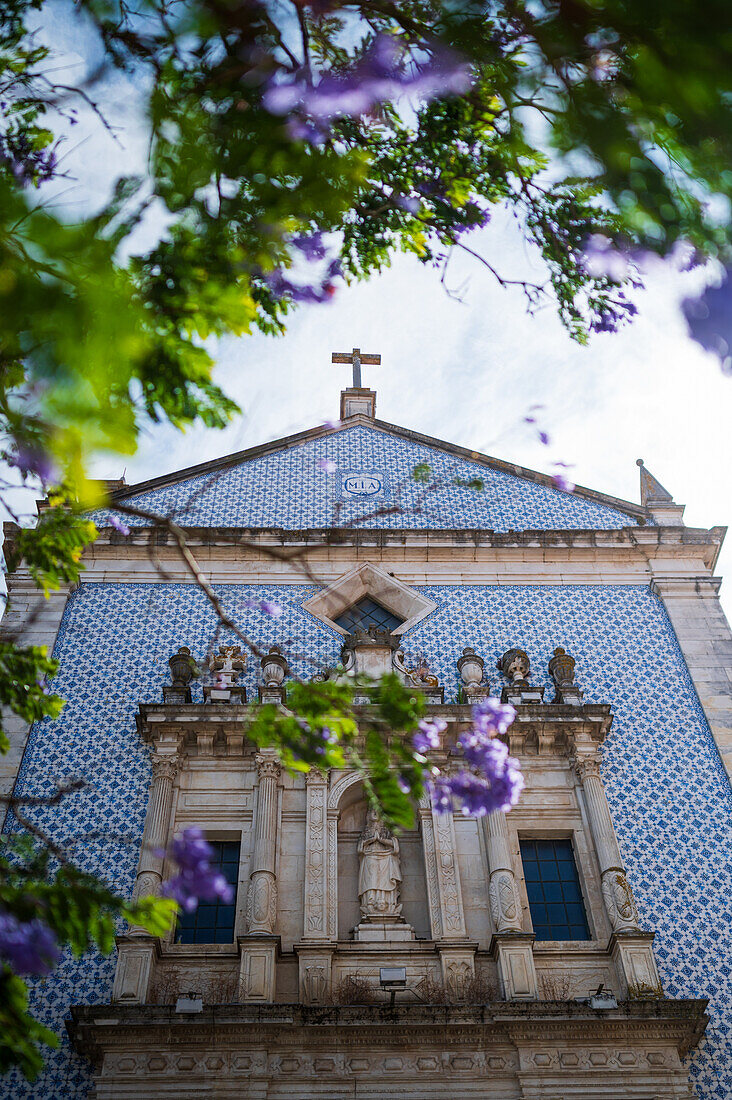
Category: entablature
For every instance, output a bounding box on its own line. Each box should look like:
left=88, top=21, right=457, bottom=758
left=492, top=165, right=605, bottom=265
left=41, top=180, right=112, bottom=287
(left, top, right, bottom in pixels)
left=136, top=701, right=613, bottom=763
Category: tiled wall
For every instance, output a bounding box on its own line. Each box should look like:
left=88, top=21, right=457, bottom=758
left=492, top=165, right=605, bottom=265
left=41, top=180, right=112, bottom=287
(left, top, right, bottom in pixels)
left=7, top=580, right=732, bottom=1098
left=93, top=426, right=636, bottom=531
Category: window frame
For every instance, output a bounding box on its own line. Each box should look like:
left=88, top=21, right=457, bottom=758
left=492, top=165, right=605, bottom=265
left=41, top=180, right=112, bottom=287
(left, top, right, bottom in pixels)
left=518, top=832, right=592, bottom=943
left=172, top=834, right=242, bottom=946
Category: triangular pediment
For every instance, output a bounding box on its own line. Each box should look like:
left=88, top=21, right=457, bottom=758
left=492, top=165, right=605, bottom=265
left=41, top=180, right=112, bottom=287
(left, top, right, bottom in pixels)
left=98, top=416, right=644, bottom=532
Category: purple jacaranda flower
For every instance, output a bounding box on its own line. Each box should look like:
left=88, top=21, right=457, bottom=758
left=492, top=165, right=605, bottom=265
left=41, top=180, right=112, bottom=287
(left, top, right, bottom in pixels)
left=0, top=912, right=60, bottom=976
left=395, top=195, right=420, bottom=214
left=538, top=431, right=550, bottom=447
left=242, top=598, right=283, bottom=617
left=683, top=266, right=732, bottom=370
left=160, top=827, right=234, bottom=913
left=35, top=674, right=51, bottom=696
left=264, top=267, right=339, bottom=305
left=292, top=232, right=328, bottom=262
left=6, top=443, right=56, bottom=485
left=397, top=774, right=411, bottom=794
left=581, top=234, right=631, bottom=281
left=108, top=515, right=130, bottom=536
left=317, top=458, right=337, bottom=473
left=472, top=698, right=516, bottom=737
left=552, top=473, right=575, bottom=493
left=446, top=763, right=524, bottom=816
left=286, top=117, right=330, bottom=144
left=265, top=35, right=471, bottom=125
left=322, top=418, right=341, bottom=430
left=412, top=717, right=446, bottom=754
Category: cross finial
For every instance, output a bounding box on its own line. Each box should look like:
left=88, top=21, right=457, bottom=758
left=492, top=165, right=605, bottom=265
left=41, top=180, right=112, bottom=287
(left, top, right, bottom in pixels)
left=331, top=347, right=381, bottom=389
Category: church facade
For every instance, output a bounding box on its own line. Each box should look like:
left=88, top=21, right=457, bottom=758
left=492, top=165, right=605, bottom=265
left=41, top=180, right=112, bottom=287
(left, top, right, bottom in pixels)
left=3, top=378, right=732, bottom=1099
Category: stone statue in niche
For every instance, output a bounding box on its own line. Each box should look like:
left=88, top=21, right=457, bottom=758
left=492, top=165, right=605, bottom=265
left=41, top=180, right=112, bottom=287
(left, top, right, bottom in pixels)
left=358, top=807, right=402, bottom=921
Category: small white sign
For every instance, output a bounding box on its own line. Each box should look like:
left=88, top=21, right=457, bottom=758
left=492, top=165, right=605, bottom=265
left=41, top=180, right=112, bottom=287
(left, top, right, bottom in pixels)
left=337, top=469, right=389, bottom=501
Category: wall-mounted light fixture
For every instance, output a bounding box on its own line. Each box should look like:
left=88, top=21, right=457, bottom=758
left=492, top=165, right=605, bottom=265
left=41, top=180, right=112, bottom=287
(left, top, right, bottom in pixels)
left=379, top=967, right=407, bottom=1008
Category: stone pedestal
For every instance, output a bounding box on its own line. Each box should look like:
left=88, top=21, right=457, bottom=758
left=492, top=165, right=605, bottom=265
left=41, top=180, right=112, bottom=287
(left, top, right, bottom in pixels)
left=354, top=921, right=415, bottom=942
left=438, top=944, right=477, bottom=998
left=238, top=935, right=279, bottom=1002
left=112, top=936, right=159, bottom=1004
left=341, top=387, right=376, bottom=419
left=610, top=931, right=663, bottom=1000
left=490, top=932, right=538, bottom=1000
left=295, top=944, right=336, bottom=1004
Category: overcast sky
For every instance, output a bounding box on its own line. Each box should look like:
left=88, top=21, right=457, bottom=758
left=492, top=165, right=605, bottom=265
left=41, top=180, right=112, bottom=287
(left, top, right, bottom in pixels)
left=31, top=2, right=732, bottom=618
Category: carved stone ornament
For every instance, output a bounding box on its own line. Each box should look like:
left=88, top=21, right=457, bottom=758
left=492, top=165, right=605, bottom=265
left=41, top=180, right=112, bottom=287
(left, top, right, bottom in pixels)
left=489, top=870, right=522, bottom=931
left=573, top=754, right=602, bottom=781
left=341, top=628, right=399, bottom=682
left=150, top=753, right=179, bottom=784
left=358, top=807, right=403, bottom=921
left=497, top=647, right=531, bottom=685
left=393, top=649, right=440, bottom=690
left=255, top=754, right=282, bottom=782
left=497, top=648, right=544, bottom=704
left=304, top=965, right=327, bottom=1004
left=601, top=870, right=641, bottom=931
left=164, top=646, right=197, bottom=703
left=260, top=646, right=288, bottom=688
left=204, top=645, right=246, bottom=703
left=457, top=647, right=485, bottom=696
left=247, top=871, right=278, bottom=934
left=548, top=646, right=583, bottom=706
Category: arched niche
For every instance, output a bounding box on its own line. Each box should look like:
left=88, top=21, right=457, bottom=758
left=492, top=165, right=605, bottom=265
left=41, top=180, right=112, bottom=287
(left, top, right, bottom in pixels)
left=334, top=776, right=430, bottom=941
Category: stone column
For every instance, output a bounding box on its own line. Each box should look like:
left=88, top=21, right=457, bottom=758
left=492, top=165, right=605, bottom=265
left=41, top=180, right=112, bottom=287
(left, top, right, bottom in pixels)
left=246, top=752, right=281, bottom=935
left=574, top=753, right=662, bottom=999
left=484, top=811, right=538, bottom=1001
left=240, top=751, right=281, bottom=1003
left=113, top=739, right=180, bottom=1003
left=131, top=748, right=180, bottom=908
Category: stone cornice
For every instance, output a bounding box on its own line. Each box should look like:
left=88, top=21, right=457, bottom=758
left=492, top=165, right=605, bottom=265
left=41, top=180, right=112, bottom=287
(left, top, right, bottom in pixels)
left=68, top=998, right=708, bottom=1065
left=23, top=522, right=721, bottom=588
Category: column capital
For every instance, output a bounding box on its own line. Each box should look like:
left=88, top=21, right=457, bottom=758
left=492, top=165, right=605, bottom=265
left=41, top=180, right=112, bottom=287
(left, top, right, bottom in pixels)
left=571, top=752, right=602, bottom=781
left=305, top=766, right=328, bottom=787
left=255, top=752, right=282, bottom=782
left=150, top=752, right=180, bottom=783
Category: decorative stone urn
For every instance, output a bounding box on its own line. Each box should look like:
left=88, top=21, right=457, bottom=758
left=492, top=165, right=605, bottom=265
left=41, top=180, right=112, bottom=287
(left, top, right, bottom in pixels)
left=393, top=648, right=444, bottom=704
left=456, top=647, right=488, bottom=698
left=259, top=646, right=288, bottom=703
left=163, top=646, right=197, bottom=704
left=497, top=647, right=544, bottom=704
left=548, top=646, right=583, bottom=706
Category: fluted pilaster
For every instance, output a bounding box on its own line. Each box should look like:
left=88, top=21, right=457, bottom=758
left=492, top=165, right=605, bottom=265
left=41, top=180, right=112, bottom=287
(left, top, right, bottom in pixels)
left=246, top=752, right=281, bottom=934
left=484, top=811, right=523, bottom=932
left=574, top=754, right=641, bottom=932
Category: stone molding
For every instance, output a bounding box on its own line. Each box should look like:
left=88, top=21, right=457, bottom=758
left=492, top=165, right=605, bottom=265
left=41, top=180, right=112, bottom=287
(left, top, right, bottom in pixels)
left=69, top=999, right=709, bottom=1080
left=301, top=562, right=438, bottom=637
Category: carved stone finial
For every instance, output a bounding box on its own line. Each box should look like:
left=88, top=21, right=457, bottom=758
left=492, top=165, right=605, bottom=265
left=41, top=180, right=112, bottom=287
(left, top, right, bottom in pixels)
left=548, top=646, right=584, bottom=706
left=497, top=648, right=544, bottom=704
left=204, top=645, right=247, bottom=704
left=497, top=648, right=531, bottom=685
left=163, top=646, right=197, bottom=704
left=457, top=647, right=486, bottom=697
left=261, top=646, right=288, bottom=687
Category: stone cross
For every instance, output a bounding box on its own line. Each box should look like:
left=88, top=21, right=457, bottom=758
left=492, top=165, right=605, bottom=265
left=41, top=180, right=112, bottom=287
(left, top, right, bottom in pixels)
left=331, top=347, right=381, bottom=389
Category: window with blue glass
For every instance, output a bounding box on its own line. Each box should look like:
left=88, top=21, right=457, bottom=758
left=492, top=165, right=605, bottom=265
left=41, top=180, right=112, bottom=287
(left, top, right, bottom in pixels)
left=520, top=838, right=590, bottom=941
left=334, top=596, right=403, bottom=634
left=174, top=839, right=239, bottom=944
